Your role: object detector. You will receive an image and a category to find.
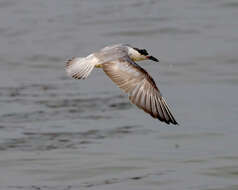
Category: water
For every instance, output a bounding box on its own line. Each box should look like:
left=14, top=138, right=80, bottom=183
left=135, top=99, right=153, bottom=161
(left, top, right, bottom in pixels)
left=0, top=0, right=238, bottom=189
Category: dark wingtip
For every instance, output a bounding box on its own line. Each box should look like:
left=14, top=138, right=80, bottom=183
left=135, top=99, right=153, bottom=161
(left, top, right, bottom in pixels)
left=65, top=57, right=75, bottom=68
left=159, top=118, right=179, bottom=126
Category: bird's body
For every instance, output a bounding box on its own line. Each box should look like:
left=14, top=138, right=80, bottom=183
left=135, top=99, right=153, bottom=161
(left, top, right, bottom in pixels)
left=66, top=44, right=178, bottom=125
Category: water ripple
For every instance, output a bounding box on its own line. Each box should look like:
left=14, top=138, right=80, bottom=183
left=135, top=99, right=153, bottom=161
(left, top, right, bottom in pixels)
left=0, top=125, right=150, bottom=151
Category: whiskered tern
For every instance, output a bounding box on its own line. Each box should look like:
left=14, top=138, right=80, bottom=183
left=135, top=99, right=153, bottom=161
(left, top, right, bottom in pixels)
left=65, top=44, right=178, bottom=125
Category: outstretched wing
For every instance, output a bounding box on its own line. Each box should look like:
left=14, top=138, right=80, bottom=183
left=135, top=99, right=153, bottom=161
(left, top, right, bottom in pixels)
left=102, top=57, right=178, bottom=125
left=65, top=44, right=128, bottom=79
left=65, top=56, right=96, bottom=79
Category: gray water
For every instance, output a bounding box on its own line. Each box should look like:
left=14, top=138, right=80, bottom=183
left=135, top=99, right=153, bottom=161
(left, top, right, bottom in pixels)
left=0, top=0, right=238, bottom=189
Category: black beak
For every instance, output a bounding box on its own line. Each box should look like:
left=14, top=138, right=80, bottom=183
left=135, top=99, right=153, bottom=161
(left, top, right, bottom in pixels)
left=147, top=56, right=159, bottom=62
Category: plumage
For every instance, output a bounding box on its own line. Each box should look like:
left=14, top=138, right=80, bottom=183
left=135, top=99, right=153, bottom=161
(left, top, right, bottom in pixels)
left=65, top=56, right=98, bottom=79
left=65, top=44, right=178, bottom=125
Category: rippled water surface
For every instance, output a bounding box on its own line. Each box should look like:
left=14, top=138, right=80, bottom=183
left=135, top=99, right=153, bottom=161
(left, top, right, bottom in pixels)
left=0, top=0, right=238, bottom=189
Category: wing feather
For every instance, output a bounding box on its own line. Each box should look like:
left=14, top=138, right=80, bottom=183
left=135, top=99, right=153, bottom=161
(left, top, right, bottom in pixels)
left=102, top=57, right=178, bottom=125
left=65, top=56, right=97, bottom=80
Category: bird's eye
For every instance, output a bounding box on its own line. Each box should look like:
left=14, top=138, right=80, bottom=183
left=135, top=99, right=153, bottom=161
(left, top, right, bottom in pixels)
left=133, top=48, right=148, bottom=56
left=140, top=49, right=148, bottom=56
left=138, top=49, right=148, bottom=56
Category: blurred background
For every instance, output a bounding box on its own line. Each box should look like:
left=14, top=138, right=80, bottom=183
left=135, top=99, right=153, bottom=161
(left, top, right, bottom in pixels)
left=0, top=0, right=238, bottom=189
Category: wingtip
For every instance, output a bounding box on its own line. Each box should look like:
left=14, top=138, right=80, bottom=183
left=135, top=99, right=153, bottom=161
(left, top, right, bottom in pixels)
left=151, top=111, right=178, bottom=125
left=159, top=118, right=179, bottom=126
left=65, top=57, right=75, bottom=68
left=172, top=120, right=179, bottom=126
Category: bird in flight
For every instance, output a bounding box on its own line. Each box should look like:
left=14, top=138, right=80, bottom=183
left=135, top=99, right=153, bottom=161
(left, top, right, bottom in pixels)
left=65, top=44, right=178, bottom=125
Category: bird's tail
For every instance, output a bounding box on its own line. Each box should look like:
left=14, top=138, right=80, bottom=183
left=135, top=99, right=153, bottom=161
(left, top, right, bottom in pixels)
left=65, top=56, right=97, bottom=79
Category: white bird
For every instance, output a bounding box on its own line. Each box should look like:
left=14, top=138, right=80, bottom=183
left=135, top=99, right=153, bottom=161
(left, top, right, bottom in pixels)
left=65, top=44, right=178, bottom=125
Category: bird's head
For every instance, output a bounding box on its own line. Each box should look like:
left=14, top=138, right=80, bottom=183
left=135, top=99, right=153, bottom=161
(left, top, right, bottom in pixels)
left=127, top=46, right=159, bottom=62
